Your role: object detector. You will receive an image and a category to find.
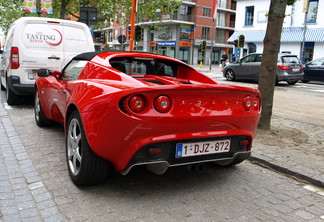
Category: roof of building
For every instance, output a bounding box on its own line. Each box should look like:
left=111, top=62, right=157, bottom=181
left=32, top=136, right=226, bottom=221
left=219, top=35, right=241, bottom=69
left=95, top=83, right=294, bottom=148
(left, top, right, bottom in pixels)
left=228, top=28, right=324, bottom=43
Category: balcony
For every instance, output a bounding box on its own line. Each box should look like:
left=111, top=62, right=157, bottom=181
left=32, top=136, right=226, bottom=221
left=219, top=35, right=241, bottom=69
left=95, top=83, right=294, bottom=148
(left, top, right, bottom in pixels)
left=137, top=12, right=193, bottom=24
left=218, top=2, right=236, bottom=13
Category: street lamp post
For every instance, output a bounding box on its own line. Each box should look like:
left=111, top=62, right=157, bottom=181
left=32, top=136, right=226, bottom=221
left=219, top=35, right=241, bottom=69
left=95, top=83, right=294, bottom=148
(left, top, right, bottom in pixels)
left=300, top=0, right=309, bottom=63
left=129, top=0, right=137, bottom=51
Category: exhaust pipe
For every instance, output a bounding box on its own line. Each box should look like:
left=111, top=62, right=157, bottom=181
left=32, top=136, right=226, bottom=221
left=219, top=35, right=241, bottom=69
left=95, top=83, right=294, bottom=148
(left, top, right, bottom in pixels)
left=187, top=163, right=205, bottom=172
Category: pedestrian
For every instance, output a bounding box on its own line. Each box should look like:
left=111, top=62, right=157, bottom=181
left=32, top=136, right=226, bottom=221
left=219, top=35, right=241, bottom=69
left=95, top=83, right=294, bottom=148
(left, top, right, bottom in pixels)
left=232, top=54, right=236, bottom=63
left=220, top=52, right=228, bottom=69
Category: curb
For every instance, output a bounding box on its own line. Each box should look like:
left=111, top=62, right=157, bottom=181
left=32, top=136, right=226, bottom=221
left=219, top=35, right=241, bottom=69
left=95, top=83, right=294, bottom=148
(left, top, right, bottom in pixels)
left=248, top=156, right=324, bottom=188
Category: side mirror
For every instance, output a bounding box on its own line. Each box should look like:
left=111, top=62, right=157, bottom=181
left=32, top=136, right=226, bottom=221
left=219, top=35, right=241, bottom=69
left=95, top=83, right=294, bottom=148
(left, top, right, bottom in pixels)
left=38, top=69, right=51, bottom=77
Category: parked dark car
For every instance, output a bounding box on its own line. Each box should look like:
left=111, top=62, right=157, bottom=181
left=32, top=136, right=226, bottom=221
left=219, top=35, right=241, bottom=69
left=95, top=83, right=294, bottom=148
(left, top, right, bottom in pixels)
left=302, top=57, right=324, bottom=83
left=223, top=53, right=304, bottom=85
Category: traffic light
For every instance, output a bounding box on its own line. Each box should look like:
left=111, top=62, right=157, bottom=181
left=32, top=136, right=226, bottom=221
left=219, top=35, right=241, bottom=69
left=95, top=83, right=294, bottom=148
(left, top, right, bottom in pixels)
left=100, top=32, right=105, bottom=44
left=135, top=26, right=142, bottom=41
left=234, top=39, right=238, bottom=47
left=238, top=35, right=245, bottom=48
left=202, top=40, right=206, bottom=51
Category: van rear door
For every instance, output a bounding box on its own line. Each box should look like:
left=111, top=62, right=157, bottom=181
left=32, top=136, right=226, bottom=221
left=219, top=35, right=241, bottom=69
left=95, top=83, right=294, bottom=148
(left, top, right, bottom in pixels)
left=20, top=19, right=64, bottom=82
left=61, top=22, right=95, bottom=69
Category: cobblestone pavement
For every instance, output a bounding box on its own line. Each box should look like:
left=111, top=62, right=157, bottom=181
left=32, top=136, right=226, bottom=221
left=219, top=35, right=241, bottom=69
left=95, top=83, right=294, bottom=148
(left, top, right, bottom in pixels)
left=1, top=87, right=324, bottom=221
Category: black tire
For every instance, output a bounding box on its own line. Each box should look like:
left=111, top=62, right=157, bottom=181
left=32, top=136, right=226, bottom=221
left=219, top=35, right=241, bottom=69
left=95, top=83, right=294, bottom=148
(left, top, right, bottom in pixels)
left=0, top=76, right=5, bottom=91
left=66, top=110, right=111, bottom=186
left=6, top=77, right=19, bottom=105
left=225, top=70, right=235, bottom=81
left=275, top=76, right=279, bottom=86
left=34, top=88, right=51, bottom=127
left=302, top=79, right=310, bottom=83
left=287, top=80, right=298, bottom=85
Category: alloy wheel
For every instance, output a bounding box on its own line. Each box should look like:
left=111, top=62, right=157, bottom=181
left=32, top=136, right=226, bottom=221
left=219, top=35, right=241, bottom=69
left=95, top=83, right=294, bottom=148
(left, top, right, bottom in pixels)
left=67, top=118, right=82, bottom=176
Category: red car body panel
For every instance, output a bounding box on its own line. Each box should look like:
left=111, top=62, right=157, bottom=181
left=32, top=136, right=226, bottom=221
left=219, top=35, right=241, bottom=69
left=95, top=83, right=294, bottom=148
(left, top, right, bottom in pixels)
left=36, top=51, right=261, bottom=173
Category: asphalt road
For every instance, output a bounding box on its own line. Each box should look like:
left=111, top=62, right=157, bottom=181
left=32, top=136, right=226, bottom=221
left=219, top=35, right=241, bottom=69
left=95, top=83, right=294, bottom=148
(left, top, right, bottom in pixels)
left=0, top=74, right=324, bottom=221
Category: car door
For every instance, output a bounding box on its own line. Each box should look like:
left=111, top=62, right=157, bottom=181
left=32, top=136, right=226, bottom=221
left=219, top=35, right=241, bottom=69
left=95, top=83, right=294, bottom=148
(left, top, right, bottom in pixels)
left=249, top=54, right=262, bottom=80
left=236, top=54, right=259, bottom=80
left=305, top=58, right=324, bottom=81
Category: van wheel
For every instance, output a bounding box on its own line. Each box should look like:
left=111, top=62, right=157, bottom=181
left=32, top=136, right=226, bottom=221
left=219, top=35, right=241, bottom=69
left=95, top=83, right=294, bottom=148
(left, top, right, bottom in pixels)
left=6, top=78, right=19, bottom=105
left=0, top=80, right=5, bottom=91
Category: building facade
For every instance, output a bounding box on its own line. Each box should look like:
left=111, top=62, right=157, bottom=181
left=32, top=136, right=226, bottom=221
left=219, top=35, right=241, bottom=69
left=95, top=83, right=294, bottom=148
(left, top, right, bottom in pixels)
left=98, top=0, right=236, bottom=65
left=228, top=0, right=324, bottom=63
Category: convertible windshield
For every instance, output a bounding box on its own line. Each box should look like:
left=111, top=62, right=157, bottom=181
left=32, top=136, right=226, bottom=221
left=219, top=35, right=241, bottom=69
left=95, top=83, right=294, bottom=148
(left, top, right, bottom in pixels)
left=109, top=57, right=176, bottom=77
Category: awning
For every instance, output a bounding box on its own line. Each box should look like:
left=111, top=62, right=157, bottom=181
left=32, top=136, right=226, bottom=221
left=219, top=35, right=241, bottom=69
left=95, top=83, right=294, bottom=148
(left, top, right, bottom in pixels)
left=228, top=28, right=324, bottom=43
left=228, top=30, right=265, bottom=42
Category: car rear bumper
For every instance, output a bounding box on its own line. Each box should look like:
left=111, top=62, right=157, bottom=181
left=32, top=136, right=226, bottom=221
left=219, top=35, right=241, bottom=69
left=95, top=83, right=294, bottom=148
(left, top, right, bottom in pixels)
left=277, top=73, right=304, bottom=82
left=120, top=135, right=251, bottom=175
left=8, top=75, right=34, bottom=95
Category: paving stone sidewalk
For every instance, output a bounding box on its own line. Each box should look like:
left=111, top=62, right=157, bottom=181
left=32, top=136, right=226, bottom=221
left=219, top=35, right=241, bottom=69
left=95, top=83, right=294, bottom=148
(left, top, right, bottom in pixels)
left=251, top=116, right=324, bottom=188
left=0, top=98, right=64, bottom=222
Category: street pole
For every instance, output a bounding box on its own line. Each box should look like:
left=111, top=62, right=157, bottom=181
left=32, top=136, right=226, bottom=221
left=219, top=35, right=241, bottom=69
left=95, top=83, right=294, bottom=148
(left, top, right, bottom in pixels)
left=300, top=0, right=309, bottom=63
left=129, top=0, right=137, bottom=51
left=36, top=0, right=41, bottom=16
left=209, top=18, right=215, bottom=70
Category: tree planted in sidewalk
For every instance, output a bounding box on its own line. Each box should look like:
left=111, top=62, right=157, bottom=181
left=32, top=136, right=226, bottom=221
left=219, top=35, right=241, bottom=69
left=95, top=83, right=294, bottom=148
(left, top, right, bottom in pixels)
left=258, top=0, right=297, bottom=130
left=0, top=0, right=181, bottom=33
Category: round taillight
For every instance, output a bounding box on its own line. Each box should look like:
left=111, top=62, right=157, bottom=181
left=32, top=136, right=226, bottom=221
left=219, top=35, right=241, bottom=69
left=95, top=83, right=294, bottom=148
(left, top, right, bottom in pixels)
left=129, top=95, right=146, bottom=113
left=253, top=97, right=260, bottom=111
left=154, top=95, right=172, bottom=113
left=243, top=96, right=252, bottom=111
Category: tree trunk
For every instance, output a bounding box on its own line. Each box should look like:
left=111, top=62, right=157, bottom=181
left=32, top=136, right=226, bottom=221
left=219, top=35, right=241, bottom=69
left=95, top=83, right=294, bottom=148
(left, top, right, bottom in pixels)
left=60, top=0, right=67, bottom=19
left=258, top=0, right=287, bottom=130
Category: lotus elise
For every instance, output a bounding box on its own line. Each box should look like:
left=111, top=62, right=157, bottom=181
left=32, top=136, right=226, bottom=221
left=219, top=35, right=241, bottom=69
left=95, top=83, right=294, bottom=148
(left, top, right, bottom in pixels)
left=34, top=51, right=261, bottom=186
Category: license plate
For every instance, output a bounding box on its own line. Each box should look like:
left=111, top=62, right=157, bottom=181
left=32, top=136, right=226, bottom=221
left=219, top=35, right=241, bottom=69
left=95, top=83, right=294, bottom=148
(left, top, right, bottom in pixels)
left=176, top=139, right=231, bottom=158
left=292, top=68, right=300, bottom=72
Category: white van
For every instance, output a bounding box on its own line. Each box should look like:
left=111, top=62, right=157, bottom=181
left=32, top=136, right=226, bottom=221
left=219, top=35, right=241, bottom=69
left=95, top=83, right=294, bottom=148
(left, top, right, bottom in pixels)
left=0, top=17, right=95, bottom=105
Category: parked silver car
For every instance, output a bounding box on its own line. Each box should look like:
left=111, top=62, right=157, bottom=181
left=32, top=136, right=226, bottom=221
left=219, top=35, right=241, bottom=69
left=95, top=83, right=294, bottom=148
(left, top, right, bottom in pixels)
left=223, top=53, right=304, bottom=85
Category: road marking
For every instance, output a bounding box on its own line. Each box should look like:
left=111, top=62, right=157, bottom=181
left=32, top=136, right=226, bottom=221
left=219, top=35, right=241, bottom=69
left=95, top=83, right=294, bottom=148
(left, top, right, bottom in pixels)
left=314, top=90, right=324, bottom=93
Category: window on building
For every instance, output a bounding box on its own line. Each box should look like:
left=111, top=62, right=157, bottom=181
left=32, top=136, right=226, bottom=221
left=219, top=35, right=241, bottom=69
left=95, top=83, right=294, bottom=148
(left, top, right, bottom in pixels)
left=202, top=27, right=210, bottom=40
left=216, top=29, right=225, bottom=44
left=203, top=8, right=211, bottom=17
left=303, top=42, right=314, bottom=63
left=245, top=6, right=254, bottom=26
left=217, top=12, right=226, bottom=26
left=180, top=5, right=188, bottom=15
left=114, top=29, right=118, bottom=39
left=218, top=0, right=227, bottom=8
left=108, top=30, right=112, bottom=42
left=307, top=0, right=318, bottom=23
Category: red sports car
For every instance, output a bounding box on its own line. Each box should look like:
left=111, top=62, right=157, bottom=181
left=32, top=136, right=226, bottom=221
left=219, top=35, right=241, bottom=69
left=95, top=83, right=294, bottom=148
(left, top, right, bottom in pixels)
left=35, top=51, right=261, bottom=186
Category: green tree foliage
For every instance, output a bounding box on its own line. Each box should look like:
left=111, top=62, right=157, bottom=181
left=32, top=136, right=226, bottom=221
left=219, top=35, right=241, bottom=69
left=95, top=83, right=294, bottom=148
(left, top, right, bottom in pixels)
left=0, top=0, right=27, bottom=33
left=0, top=0, right=181, bottom=33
